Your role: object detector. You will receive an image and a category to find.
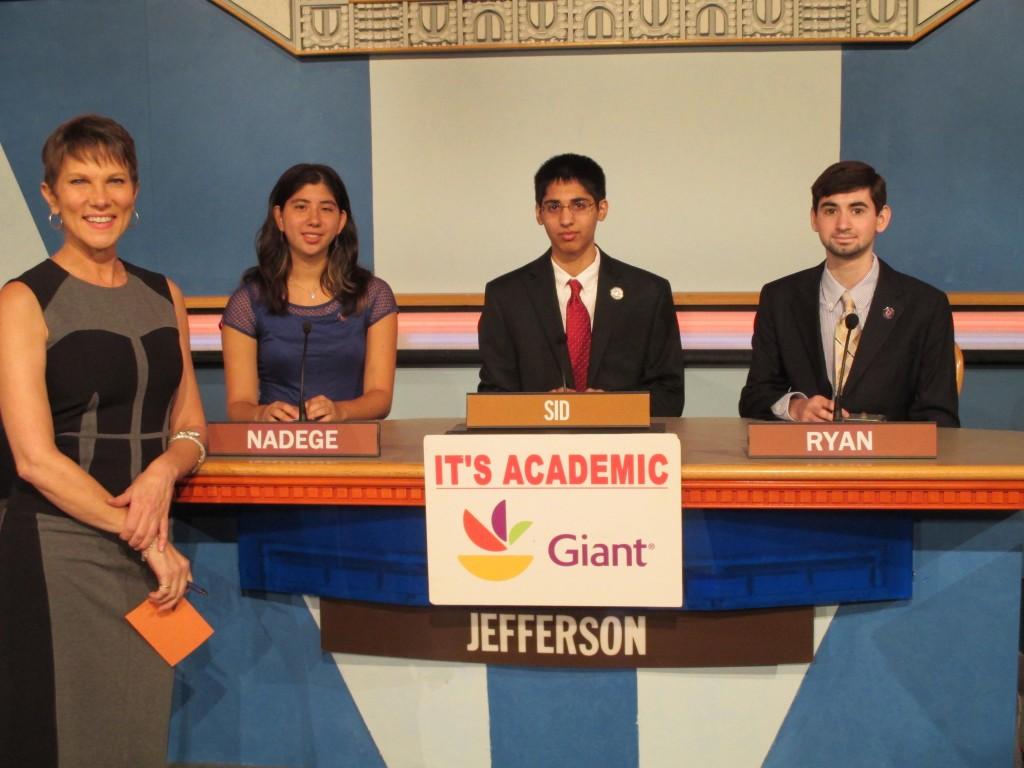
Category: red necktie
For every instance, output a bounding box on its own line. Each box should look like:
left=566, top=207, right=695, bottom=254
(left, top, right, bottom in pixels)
left=566, top=279, right=591, bottom=391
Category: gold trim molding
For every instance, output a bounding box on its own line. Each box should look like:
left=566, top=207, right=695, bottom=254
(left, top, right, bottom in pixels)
left=210, top=0, right=976, bottom=55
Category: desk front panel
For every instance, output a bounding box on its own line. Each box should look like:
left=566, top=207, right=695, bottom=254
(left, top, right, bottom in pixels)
left=178, top=418, right=1024, bottom=510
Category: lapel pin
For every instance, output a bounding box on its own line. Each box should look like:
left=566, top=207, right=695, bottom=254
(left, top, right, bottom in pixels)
left=883, top=306, right=895, bottom=320
left=610, top=286, right=624, bottom=300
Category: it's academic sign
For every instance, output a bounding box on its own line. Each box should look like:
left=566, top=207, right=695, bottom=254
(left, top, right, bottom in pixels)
left=424, top=433, right=683, bottom=607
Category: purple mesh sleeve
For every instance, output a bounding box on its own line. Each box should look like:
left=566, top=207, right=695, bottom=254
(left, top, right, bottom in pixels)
left=366, top=277, right=398, bottom=326
left=221, top=286, right=257, bottom=337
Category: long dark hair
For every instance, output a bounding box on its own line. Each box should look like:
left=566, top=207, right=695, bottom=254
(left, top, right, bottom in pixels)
left=245, top=163, right=370, bottom=316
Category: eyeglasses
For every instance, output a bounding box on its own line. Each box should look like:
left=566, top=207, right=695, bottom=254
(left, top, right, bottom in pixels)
left=540, top=199, right=597, bottom=216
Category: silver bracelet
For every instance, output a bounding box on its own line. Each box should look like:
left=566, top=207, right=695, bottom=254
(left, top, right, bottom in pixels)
left=169, top=429, right=206, bottom=474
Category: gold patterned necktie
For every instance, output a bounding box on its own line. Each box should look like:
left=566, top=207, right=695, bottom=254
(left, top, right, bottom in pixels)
left=833, top=291, right=860, bottom=392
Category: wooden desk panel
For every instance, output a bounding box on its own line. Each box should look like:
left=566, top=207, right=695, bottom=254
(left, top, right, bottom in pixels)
left=176, top=418, right=1024, bottom=510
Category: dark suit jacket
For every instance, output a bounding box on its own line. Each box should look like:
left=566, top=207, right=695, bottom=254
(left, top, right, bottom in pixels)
left=738, top=259, right=959, bottom=426
left=478, top=251, right=684, bottom=416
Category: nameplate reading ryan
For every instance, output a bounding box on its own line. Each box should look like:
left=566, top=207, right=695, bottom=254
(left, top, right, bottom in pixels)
left=747, top=422, right=937, bottom=459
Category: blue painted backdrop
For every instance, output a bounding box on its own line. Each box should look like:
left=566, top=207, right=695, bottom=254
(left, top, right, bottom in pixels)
left=0, top=0, right=374, bottom=295
left=2, top=0, right=1022, bottom=297
left=841, top=0, right=1024, bottom=292
left=1, top=0, right=1022, bottom=766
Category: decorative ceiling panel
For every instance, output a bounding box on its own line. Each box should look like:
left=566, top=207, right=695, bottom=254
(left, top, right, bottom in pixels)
left=210, top=0, right=975, bottom=54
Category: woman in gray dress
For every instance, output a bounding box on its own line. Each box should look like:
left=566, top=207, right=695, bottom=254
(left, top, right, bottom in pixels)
left=0, top=115, right=207, bottom=767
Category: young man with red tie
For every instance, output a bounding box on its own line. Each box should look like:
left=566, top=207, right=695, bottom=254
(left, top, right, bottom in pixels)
left=477, top=153, right=684, bottom=417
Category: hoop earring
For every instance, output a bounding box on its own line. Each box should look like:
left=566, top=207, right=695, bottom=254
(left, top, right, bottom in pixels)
left=129, top=209, right=141, bottom=228
left=48, top=212, right=63, bottom=231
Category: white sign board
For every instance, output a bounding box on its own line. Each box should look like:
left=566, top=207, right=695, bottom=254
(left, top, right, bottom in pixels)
left=424, top=433, right=682, bottom=607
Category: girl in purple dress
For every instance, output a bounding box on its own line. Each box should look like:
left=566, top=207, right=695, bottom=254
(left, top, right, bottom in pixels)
left=222, top=164, right=397, bottom=422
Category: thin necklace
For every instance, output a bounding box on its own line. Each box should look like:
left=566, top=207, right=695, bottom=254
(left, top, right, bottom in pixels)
left=290, top=281, right=320, bottom=302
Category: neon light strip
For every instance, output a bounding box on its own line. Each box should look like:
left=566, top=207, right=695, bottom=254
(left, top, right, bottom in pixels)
left=188, top=310, right=1024, bottom=354
left=951, top=312, right=1024, bottom=349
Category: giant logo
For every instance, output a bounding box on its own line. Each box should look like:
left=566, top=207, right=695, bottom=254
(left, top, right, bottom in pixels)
left=458, top=500, right=533, bottom=581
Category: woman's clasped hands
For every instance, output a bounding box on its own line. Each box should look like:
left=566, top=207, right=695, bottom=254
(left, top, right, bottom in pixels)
left=141, top=541, right=192, bottom=610
left=108, top=458, right=192, bottom=610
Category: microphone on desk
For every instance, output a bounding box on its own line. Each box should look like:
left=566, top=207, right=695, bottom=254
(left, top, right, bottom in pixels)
left=555, top=333, right=571, bottom=391
left=833, top=312, right=859, bottom=423
left=298, top=321, right=312, bottom=422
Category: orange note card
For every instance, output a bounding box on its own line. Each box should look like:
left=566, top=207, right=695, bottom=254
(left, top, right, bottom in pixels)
left=125, top=597, right=214, bottom=666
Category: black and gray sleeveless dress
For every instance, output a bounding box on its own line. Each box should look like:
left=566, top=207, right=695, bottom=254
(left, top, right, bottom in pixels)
left=0, top=259, right=183, bottom=768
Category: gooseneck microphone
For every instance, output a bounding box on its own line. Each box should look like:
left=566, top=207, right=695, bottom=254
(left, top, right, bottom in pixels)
left=833, top=312, right=860, bottom=422
left=298, top=321, right=312, bottom=422
left=555, top=333, right=570, bottom=391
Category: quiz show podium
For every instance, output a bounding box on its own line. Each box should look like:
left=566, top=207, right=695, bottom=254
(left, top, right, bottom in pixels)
left=173, top=405, right=1024, bottom=767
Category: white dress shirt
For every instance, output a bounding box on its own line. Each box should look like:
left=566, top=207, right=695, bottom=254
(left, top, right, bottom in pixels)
left=771, top=255, right=880, bottom=420
left=552, top=248, right=601, bottom=331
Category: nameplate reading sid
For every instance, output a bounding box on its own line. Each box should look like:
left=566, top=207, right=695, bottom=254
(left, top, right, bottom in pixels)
left=747, top=422, right=937, bottom=459
left=466, top=392, right=650, bottom=429
left=207, top=422, right=381, bottom=458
